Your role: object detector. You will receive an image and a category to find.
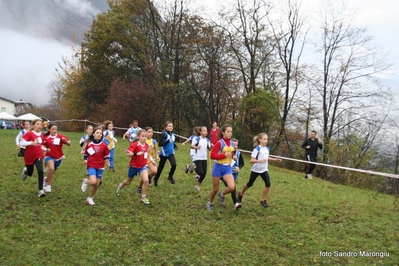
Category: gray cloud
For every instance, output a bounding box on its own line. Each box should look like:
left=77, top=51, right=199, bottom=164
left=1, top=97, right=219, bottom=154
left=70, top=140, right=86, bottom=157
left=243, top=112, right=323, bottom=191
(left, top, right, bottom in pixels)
left=0, top=29, right=73, bottom=105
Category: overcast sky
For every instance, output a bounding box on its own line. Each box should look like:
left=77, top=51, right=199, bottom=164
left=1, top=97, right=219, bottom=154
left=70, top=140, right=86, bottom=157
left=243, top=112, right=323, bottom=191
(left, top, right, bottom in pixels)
left=0, top=0, right=398, bottom=106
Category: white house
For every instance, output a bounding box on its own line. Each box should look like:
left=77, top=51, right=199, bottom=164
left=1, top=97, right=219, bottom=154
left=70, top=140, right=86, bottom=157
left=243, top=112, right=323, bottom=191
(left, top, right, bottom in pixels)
left=0, top=96, right=33, bottom=116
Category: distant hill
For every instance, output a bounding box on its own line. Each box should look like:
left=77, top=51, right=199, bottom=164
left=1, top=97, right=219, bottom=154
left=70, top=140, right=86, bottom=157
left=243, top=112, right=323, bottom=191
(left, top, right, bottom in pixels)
left=0, top=0, right=109, bottom=44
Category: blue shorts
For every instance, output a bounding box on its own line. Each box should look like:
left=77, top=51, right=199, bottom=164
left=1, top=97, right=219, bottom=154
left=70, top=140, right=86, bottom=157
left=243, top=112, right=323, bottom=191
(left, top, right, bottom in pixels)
left=87, top=168, right=104, bottom=179
left=212, top=163, right=232, bottom=178
left=127, top=165, right=148, bottom=178
left=45, top=156, right=63, bottom=170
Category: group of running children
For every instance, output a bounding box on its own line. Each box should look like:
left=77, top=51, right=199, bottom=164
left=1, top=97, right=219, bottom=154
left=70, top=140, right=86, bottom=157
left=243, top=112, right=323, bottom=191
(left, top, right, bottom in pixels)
left=15, top=119, right=282, bottom=211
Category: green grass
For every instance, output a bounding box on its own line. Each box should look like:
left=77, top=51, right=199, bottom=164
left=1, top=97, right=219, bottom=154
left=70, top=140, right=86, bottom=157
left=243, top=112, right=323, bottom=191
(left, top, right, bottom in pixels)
left=0, top=129, right=398, bottom=265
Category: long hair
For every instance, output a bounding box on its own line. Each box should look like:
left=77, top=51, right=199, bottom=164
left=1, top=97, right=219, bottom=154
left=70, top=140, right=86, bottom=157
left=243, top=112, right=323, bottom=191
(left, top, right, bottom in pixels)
left=43, top=123, right=57, bottom=137
left=89, top=126, right=104, bottom=140
left=253, top=133, right=267, bottom=147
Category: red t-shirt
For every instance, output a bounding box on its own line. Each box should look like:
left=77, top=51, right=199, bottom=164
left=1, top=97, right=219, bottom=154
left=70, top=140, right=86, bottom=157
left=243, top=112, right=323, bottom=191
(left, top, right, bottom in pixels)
left=22, top=131, right=45, bottom=165
left=210, top=127, right=220, bottom=144
left=84, top=141, right=110, bottom=169
left=127, top=141, right=149, bottom=168
left=44, top=133, right=70, bottom=160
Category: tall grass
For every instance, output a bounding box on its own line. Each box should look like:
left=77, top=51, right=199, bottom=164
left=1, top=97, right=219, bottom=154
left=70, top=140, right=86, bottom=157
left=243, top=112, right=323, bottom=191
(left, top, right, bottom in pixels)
left=0, top=130, right=397, bottom=265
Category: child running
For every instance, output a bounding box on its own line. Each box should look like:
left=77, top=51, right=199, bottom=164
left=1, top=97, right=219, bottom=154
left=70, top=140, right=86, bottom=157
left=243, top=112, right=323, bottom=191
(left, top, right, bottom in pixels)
left=79, top=125, right=94, bottom=149
left=181, top=127, right=199, bottom=174
left=43, top=123, right=71, bottom=193
left=237, top=133, right=282, bottom=207
left=192, top=126, right=211, bottom=191
left=116, top=129, right=151, bottom=205
left=221, top=138, right=244, bottom=209
left=154, top=121, right=177, bottom=186
left=81, top=127, right=110, bottom=205
left=103, top=120, right=118, bottom=172
left=123, top=120, right=142, bottom=143
left=19, top=119, right=48, bottom=197
left=207, top=125, right=238, bottom=211
left=15, top=120, right=30, bottom=157
left=136, top=126, right=159, bottom=193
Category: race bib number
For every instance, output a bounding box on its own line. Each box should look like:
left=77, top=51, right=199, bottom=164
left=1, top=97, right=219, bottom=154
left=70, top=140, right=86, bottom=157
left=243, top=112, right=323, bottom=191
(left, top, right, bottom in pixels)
left=144, top=152, right=148, bottom=159
left=87, top=147, right=95, bottom=155
left=53, top=138, right=60, bottom=145
left=37, top=137, right=42, bottom=144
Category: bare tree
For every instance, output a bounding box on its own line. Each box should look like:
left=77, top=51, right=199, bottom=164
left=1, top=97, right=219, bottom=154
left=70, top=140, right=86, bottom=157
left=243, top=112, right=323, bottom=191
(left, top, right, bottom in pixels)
left=311, top=4, right=391, bottom=164
left=47, top=80, right=63, bottom=110
left=218, top=0, right=275, bottom=95
left=269, top=0, right=308, bottom=152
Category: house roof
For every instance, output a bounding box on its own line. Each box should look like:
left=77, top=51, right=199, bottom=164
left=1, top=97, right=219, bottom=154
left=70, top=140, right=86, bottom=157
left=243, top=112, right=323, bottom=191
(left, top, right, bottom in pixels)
left=0, top=96, right=16, bottom=104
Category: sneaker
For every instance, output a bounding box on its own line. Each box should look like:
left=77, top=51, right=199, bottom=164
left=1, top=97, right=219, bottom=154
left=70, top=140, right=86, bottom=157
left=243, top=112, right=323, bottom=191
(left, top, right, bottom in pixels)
left=141, top=197, right=150, bottom=205
left=260, top=200, right=269, bottom=207
left=189, top=163, right=196, bottom=174
left=237, top=191, right=243, bottom=203
left=116, top=183, right=123, bottom=196
left=185, top=164, right=189, bottom=174
left=21, top=167, right=28, bottom=181
left=136, top=187, right=142, bottom=194
left=194, top=185, right=200, bottom=191
left=234, top=202, right=242, bottom=211
left=86, top=197, right=95, bottom=205
left=219, top=191, right=225, bottom=207
left=168, top=176, right=175, bottom=184
left=207, top=202, right=214, bottom=211
left=308, top=174, right=313, bottom=179
left=81, top=178, right=88, bottom=192
left=44, top=185, right=52, bottom=193
left=38, top=190, right=46, bottom=198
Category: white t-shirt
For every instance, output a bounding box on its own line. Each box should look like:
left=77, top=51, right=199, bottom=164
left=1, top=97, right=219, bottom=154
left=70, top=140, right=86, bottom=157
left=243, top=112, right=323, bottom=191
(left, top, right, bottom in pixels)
left=192, top=136, right=210, bottom=161
left=251, top=146, right=269, bottom=173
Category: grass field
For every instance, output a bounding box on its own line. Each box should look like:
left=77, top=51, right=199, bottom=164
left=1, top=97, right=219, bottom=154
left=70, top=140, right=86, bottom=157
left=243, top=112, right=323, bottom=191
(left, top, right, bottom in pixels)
left=0, top=129, right=398, bottom=265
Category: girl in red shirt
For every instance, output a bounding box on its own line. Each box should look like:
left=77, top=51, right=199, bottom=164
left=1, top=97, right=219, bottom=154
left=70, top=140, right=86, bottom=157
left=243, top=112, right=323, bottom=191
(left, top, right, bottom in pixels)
left=116, top=129, right=151, bottom=205
left=20, top=119, right=48, bottom=197
left=43, top=123, right=71, bottom=193
left=81, top=127, right=110, bottom=206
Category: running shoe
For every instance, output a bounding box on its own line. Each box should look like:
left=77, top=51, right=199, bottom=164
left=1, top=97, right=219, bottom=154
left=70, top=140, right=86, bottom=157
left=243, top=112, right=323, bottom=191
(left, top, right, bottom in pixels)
left=219, top=191, right=225, bottom=207
left=234, top=202, right=242, bottom=211
left=44, top=185, right=52, bottom=193
left=81, top=178, right=88, bottom=192
left=260, top=200, right=269, bottom=207
left=21, top=167, right=28, bottom=181
left=141, top=197, right=150, bottom=205
left=168, top=176, right=175, bottom=184
left=116, top=183, right=123, bottom=196
left=86, top=197, right=95, bottom=205
left=185, top=164, right=189, bottom=174
left=207, top=202, right=214, bottom=211
left=38, top=190, right=46, bottom=198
